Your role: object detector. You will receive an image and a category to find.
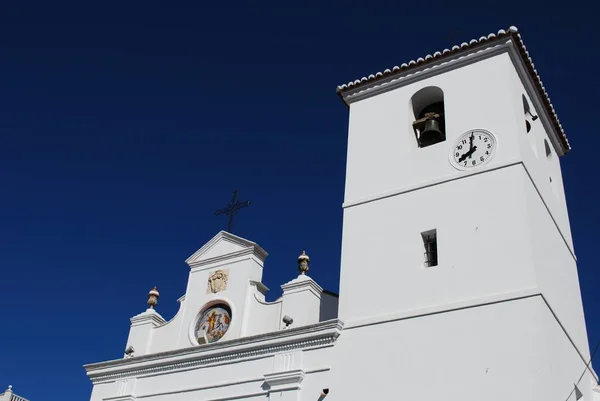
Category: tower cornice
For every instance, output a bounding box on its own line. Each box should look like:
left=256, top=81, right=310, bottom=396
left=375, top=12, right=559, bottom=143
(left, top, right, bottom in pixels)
left=336, top=27, right=570, bottom=155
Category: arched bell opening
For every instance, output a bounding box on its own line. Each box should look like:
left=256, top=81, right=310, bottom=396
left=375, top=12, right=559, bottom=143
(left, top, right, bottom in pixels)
left=410, top=87, right=446, bottom=148
left=544, top=139, right=552, bottom=158
left=522, top=94, right=538, bottom=134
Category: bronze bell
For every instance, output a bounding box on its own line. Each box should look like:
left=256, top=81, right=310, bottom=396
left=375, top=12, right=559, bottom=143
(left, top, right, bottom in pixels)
left=419, top=118, right=444, bottom=147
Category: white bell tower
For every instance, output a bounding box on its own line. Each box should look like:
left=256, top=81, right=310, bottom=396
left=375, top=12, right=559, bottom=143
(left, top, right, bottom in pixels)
left=334, top=27, right=594, bottom=398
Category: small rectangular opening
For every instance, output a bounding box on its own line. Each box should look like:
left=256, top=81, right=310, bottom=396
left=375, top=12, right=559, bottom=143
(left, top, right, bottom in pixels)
left=422, top=229, right=438, bottom=267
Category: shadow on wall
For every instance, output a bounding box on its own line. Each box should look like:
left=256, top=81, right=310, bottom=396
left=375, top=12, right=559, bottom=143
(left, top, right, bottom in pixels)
left=319, top=291, right=339, bottom=321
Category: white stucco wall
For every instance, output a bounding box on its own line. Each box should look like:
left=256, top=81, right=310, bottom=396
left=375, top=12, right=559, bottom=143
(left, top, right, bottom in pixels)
left=120, top=232, right=336, bottom=359
left=329, top=296, right=594, bottom=401
left=343, top=53, right=522, bottom=205
left=177, top=257, right=261, bottom=346
left=280, top=275, right=323, bottom=330
left=338, top=46, right=589, bottom=360
left=86, top=321, right=342, bottom=401
left=243, top=287, right=282, bottom=337
left=88, top=298, right=592, bottom=401
left=507, top=63, right=574, bottom=251
left=523, top=177, right=589, bottom=359
left=148, top=301, right=184, bottom=354
left=125, top=309, right=166, bottom=357
left=339, top=164, right=537, bottom=322
left=319, top=293, right=338, bottom=321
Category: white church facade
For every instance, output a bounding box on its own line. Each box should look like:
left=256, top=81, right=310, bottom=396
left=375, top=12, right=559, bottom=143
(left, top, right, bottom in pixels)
left=1, top=385, right=29, bottom=401
left=84, top=26, right=599, bottom=401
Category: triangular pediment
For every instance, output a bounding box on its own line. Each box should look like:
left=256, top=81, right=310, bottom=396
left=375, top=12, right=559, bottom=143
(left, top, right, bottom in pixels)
left=185, top=231, right=268, bottom=268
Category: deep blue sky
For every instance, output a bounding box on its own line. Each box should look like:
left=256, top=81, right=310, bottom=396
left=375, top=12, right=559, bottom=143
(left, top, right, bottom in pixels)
left=1, top=1, right=598, bottom=399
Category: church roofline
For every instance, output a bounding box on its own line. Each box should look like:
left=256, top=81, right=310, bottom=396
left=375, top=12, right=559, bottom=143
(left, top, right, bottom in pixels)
left=185, top=230, right=269, bottom=268
left=0, top=386, right=30, bottom=401
left=336, top=26, right=570, bottom=155
left=83, top=319, right=344, bottom=383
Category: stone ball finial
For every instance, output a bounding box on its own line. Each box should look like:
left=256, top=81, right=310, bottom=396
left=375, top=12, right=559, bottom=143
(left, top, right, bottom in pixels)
left=8, top=385, right=12, bottom=391
left=298, top=250, right=310, bottom=275
left=147, top=286, right=159, bottom=309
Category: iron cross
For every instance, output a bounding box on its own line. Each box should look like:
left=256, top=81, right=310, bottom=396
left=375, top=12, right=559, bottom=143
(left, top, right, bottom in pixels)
left=215, top=190, right=251, bottom=233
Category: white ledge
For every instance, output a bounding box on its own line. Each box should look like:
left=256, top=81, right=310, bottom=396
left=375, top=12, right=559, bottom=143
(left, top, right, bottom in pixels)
left=84, top=319, right=343, bottom=383
left=281, top=274, right=323, bottom=296
left=130, top=309, right=166, bottom=326
left=264, top=369, right=305, bottom=391
left=103, top=396, right=135, bottom=401
left=344, top=288, right=539, bottom=329
left=342, top=159, right=522, bottom=209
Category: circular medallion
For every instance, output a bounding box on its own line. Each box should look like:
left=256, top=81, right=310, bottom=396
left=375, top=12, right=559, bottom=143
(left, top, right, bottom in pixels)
left=449, top=129, right=497, bottom=170
left=194, top=304, right=232, bottom=344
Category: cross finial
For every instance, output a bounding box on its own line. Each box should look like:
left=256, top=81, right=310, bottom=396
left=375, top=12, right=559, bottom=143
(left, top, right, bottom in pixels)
left=147, top=286, right=159, bottom=309
left=215, top=189, right=251, bottom=233
left=298, top=250, right=310, bottom=275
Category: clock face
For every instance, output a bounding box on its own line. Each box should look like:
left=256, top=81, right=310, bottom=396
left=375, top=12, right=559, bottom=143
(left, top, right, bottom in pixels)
left=450, top=129, right=497, bottom=170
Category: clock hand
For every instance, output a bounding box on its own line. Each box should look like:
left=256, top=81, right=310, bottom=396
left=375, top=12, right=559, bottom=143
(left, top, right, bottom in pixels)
left=458, top=146, right=477, bottom=163
left=457, top=134, right=477, bottom=163
left=458, top=151, right=470, bottom=163
left=468, top=145, right=477, bottom=159
left=468, top=134, right=474, bottom=158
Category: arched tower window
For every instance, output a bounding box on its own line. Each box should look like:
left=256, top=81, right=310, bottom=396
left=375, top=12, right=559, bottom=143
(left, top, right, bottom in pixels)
left=411, top=87, right=446, bottom=148
left=522, top=94, right=538, bottom=133
left=544, top=139, right=552, bottom=158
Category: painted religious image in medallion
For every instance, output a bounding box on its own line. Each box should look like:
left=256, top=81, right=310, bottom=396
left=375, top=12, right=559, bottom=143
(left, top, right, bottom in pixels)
left=206, top=269, right=229, bottom=294
left=195, top=304, right=232, bottom=344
